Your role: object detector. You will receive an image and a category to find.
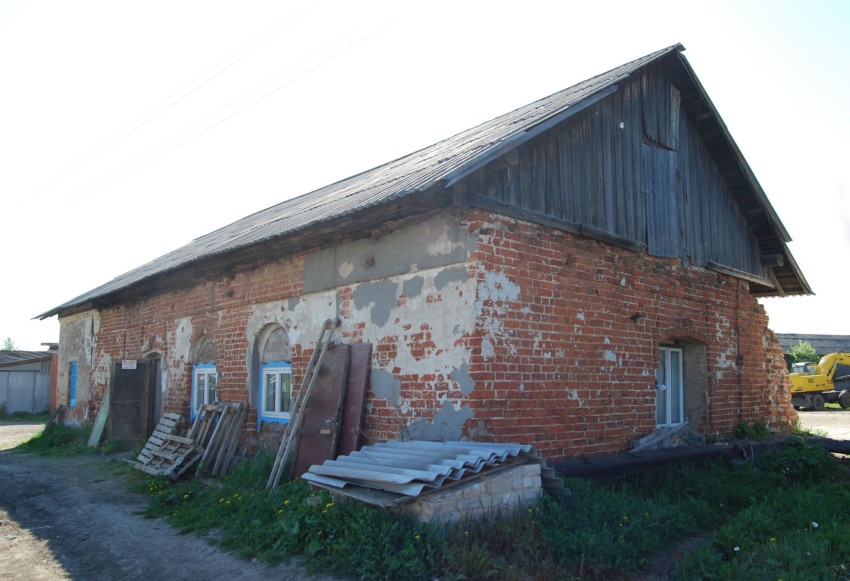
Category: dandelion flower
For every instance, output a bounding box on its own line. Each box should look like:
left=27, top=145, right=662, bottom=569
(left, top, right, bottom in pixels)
left=326, top=502, right=334, bottom=508
left=415, top=535, right=421, bottom=540
left=734, top=546, right=740, bottom=552
left=811, top=521, right=819, bottom=529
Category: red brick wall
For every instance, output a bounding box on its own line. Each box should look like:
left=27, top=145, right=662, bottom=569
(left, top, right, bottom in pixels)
left=456, top=210, right=794, bottom=459
left=60, top=208, right=794, bottom=461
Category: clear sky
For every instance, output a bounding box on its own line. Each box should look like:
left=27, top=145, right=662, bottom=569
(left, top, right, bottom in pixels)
left=1, top=0, right=848, bottom=350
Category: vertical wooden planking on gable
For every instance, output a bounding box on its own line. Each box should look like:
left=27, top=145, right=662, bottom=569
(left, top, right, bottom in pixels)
left=519, top=147, right=532, bottom=210
left=557, top=125, right=572, bottom=222
left=591, top=109, right=605, bottom=229
left=546, top=131, right=561, bottom=218
left=574, top=117, right=589, bottom=225
left=641, top=69, right=658, bottom=145
left=642, top=143, right=680, bottom=258
left=533, top=139, right=547, bottom=214
left=602, top=97, right=616, bottom=233
left=668, top=85, right=681, bottom=151
left=612, top=89, right=628, bottom=238
left=631, top=78, right=646, bottom=244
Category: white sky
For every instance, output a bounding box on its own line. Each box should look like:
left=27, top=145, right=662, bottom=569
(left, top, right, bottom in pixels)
left=1, top=0, right=848, bottom=351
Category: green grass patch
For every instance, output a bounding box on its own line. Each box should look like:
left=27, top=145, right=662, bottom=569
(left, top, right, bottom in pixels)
left=0, top=409, right=51, bottom=422
left=133, top=438, right=850, bottom=580
left=16, top=423, right=128, bottom=456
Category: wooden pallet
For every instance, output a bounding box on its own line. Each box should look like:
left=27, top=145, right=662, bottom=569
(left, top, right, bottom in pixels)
left=136, top=433, right=203, bottom=480
left=135, top=413, right=202, bottom=480
left=136, top=413, right=182, bottom=465
left=135, top=403, right=246, bottom=480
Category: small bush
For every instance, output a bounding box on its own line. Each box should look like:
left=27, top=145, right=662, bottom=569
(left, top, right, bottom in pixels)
left=759, top=437, right=840, bottom=484
left=733, top=420, right=770, bottom=441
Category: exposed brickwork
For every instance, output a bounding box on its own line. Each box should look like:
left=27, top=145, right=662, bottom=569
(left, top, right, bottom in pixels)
left=459, top=210, right=795, bottom=459
left=57, top=208, right=795, bottom=463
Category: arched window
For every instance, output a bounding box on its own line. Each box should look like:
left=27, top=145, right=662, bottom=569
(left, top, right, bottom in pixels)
left=191, top=336, right=217, bottom=420
left=257, top=326, right=292, bottom=425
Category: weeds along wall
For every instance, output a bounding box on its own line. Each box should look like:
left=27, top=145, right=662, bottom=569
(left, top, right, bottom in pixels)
left=54, top=207, right=795, bottom=460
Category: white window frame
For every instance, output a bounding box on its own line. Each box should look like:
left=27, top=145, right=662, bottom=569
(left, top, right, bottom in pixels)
left=259, top=362, right=292, bottom=423
left=656, top=346, right=684, bottom=427
left=192, top=364, right=218, bottom=419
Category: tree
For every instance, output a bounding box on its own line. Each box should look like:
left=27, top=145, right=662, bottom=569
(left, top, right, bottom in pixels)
left=1, top=337, right=15, bottom=351
left=789, top=340, right=818, bottom=363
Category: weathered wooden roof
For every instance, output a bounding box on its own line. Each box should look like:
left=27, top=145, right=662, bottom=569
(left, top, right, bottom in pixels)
left=776, top=334, right=850, bottom=356
left=39, top=44, right=807, bottom=319
left=0, top=350, right=53, bottom=368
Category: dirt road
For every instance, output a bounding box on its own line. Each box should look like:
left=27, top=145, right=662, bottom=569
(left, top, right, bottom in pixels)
left=797, top=407, right=850, bottom=440
left=0, top=424, right=334, bottom=580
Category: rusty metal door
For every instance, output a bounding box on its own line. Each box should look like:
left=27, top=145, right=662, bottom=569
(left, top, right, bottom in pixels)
left=108, top=360, right=151, bottom=443
left=291, top=344, right=350, bottom=478
left=337, top=343, right=371, bottom=457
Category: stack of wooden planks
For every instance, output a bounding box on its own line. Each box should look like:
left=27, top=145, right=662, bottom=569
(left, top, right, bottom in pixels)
left=134, top=402, right=247, bottom=480
left=191, top=402, right=247, bottom=478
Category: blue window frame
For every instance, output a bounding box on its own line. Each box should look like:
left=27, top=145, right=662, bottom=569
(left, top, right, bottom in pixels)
left=69, top=362, right=78, bottom=408
left=258, top=361, right=292, bottom=427
left=191, top=363, right=217, bottom=420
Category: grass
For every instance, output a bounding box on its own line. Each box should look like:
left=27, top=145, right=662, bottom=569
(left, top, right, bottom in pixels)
left=129, top=438, right=850, bottom=580
left=0, top=409, right=51, bottom=422
left=17, top=423, right=850, bottom=579
left=16, top=422, right=128, bottom=456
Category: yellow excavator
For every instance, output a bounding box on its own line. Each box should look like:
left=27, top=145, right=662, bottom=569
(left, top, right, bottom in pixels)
left=789, top=352, right=850, bottom=411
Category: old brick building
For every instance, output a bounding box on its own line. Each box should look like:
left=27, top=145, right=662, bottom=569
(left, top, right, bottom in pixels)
left=40, top=44, right=809, bottom=461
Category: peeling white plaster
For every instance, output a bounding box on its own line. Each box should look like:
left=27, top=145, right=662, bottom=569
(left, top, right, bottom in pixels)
left=476, top=269, right=522, bottom=362
left=566, top=389, right=583, bottom=407
left=425, top=224, right=457, bottom=256
left=480, top=338, right=495, bottom=359
left=475, top=270, right=520, bottom=313
left=338, top=264, right=479, bottom=423
left=577, top=312, right=585, bottom=321
left=172, top=317, right=194, bottom=365
left=338, top=261, right=354, bottom=279
left=603, top=350, right=617, bottom=363
left=603, top=337, right=612, bottom=345
left=92, top=351, right=112, bottom=386
left=620, top=276, right=627, bottom=287
left=715, top=315, right=730, bottom=340
left=715, top=346, right=737, bottom=380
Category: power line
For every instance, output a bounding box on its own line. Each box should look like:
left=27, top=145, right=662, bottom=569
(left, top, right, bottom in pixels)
left=51, top=19, right=396, bottom=213
left=33, top=5, right=315, bottom=197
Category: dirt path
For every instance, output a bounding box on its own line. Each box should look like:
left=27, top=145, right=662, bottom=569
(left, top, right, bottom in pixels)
left=0, top=425, right=336, bottom=580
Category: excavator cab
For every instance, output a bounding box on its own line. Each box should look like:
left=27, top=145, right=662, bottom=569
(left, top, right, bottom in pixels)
left=792, top=362, right=818, bottom=375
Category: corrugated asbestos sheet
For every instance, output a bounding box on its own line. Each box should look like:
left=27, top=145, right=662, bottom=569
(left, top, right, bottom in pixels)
left=301, top=440, right=570, bottom=507
left=39, top=45, right=683, bottom=319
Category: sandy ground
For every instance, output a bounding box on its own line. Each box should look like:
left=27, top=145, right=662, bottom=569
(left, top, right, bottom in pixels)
left=796, top=407, right=850, bottom=440
left=0, top=422, right=336, bottom=581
